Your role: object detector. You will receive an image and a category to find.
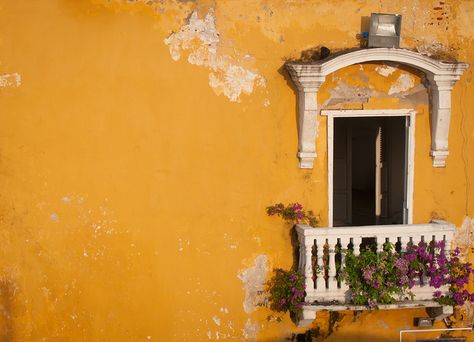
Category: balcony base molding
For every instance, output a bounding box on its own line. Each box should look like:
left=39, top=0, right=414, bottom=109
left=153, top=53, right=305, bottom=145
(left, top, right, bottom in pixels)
left=298, top=301, right=453, bottom=327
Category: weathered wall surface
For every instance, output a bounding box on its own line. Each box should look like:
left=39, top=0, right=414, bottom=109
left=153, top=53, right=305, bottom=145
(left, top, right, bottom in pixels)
left=0, top=0, right=473, bottom=340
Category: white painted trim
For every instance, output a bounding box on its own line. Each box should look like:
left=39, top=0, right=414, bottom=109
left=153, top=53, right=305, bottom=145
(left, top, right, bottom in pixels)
left=407, top=111, right=416, bottom=224
left=327, top=116, right=334, bottom=227
left=326, top=109, right=415, bottom=227
left=321, top=109, right=414, bottom=117
left=286, top=48, right=468, bottom=168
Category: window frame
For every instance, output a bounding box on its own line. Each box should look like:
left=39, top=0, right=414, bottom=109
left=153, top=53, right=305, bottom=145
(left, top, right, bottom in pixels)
left=321, top=109, right=416, bottom=227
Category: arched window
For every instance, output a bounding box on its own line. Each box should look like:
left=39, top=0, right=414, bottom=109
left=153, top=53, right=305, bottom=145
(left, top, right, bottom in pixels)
left=286, top=48, right=467, bottom=169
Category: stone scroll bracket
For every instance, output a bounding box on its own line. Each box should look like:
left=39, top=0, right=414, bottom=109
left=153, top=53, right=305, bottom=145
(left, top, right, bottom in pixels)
left=427, top=74, right=461, bottom=167
left=286, top=48, right=468, bottom=169
left=294, top=76, right=325, bottom=169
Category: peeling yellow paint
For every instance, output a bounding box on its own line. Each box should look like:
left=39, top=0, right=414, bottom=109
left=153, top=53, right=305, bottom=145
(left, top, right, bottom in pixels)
left=0, top=73, right=21, bottom=88
left=164, top=9, right=265, bottom=102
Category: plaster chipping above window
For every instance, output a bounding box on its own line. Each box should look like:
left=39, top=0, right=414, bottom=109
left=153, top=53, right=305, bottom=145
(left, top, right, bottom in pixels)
left=164, top=9, right=265, bottom=102
left=285, top=48, right=468, bottom=169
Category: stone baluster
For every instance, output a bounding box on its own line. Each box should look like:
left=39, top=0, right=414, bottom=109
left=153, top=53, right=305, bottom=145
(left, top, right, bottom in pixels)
left=339, top=237, right=350, bottom=296
left=445, top=234, right=453, bottom=255
left=353, top=237, right=362, bottom=256
left=327, top=237, right=338, bottom=292
left=377, top=236, right=385, bottom=252
left=304, top=239, right=315, bottom=297
left=399, top=236, right=407, bottom=252
left=316, top=239, right=325, bottom=291
left=298, top=234, right=305, bottom=271
left=419, top=236, right=429, bottom=290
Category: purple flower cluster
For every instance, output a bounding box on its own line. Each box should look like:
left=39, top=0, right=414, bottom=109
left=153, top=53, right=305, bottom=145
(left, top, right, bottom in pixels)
left=266, top=202, right=318, bottom=226
left=368, top=299, right=377, bottom=308
left=398, top=241, right=474, bottom=306
left=341, top=240, right=474, bottom=308
left=341, top=245, right=405, bottom=308
left=362, top=265, right=375, bottom=281
left=267, top=269, right=306, bottom=316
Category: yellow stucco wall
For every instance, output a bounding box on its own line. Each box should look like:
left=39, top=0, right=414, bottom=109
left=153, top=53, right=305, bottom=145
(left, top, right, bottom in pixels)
left=0, top=0, right=473, bottom=340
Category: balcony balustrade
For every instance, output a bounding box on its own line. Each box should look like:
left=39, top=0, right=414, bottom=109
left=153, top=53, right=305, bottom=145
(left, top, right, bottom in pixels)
left=296, top=221, right=456, bottom=326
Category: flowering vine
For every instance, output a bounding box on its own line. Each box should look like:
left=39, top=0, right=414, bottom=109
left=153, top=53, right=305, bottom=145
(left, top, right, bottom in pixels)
left=266, top=202, right=318, bottom=227
left=403, top=241, right=474, bottom=306
left=264, top=203, right=315, bottom=321
left=340, top=241, right=474, bottom=308
left=264, top=269, right=305, bottom=320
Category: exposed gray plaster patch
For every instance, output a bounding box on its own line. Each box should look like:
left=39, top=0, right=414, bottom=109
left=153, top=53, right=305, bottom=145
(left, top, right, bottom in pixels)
left=399, top=84, right=428, bottom=106
left=164, top=9, right=265, bottom=102
left=323, top=75, right=427, bottom=107
left=388, top=74, right=415, bottom=95
left=212, top=316, right=221, bottom=326
left=242, top=319, right=259, bottom=340
left=375, top=65, right=397, bottom=77
left=416, top=41, right=447, bottom=58
left=454, top=217, right=474, bottom=257
left=323, top=80, right=377, bottom=106
left=0, top=73, right=21, bottom=88
left=461, top=301, right=474, bottom=326
left=238, top=255, right=268, bottom=314
left=50, top=213, right=59, bottom=222
left=178, top=238, right=190, bottom=252
left=357, top=70, right=369, bottom=83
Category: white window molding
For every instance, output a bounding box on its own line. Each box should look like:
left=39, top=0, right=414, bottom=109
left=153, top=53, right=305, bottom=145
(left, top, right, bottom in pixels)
left=286, top=48, right=468, bottom=168
left=322, top=109, right=416, bottom=227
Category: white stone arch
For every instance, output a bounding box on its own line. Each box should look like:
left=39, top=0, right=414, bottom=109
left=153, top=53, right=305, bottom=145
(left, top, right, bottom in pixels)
left=286, top=48, right=468, bottom=168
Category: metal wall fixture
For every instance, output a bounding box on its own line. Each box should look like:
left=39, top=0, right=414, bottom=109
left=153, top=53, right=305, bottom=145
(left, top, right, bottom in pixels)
left=368, top=13, right=402, bottom=48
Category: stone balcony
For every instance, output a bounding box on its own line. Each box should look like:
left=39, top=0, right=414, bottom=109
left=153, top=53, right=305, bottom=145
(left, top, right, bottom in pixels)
left=296, top=221, right=456, bottom=326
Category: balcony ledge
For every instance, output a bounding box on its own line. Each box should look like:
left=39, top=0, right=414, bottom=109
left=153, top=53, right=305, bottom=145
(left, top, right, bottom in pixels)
left=299, top=301, right=453, bottom=327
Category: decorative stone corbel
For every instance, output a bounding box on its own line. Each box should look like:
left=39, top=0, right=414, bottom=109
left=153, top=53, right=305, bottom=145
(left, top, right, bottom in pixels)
left=285, top=48, right=468, bottom=169
left=427, top=74, right=460, bottom=167
left=289, top=73, right=326, bottom=168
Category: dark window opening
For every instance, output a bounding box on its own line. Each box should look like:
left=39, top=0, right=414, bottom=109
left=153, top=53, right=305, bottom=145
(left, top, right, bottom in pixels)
left=333, top=116, right=406, bottom=227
